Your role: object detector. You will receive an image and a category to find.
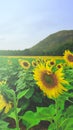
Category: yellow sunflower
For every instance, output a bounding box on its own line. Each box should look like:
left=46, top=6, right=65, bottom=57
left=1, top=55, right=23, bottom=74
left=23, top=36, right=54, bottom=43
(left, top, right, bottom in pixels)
left=56, top=64, right=62, bottom=69
left=33, top=64, right=68, bottom=98
left=63, top=50, right=73, bottom=67
left=19, top=60, right=30, bottom=69
left=32, top=61, right=37, bottom=67
left=0, top=80, right=6, bottom=86
left=36, top=58, right=42, bottom=63
left=49, top=59, right=56, bottom=66
left=4, top=102, right=12, bottom=113
left=0, top=94, right=12, bottom=113
left=0, top=94, right=7, bottom=111
left=46, top=59, right=56, bottom=67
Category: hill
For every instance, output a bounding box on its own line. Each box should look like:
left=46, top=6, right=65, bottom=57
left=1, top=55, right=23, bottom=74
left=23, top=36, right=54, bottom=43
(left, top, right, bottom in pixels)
left=0, top=30, right=73, bottom=56
left=29, top=30, right=73, bottom=55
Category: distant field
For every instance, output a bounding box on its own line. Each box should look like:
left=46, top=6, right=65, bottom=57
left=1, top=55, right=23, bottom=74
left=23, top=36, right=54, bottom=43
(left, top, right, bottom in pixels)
left=0, top=55, right=63, bottom=59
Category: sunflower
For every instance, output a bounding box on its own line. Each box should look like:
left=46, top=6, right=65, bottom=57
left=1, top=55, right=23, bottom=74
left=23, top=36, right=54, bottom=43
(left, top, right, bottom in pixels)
left=32, top=61, right=37, bottom=67
left=63, top=50, right=73, bottom=67
left=49, top=59, right=56, bottom=66
left=19, top=60, right=30, bottom=69
left=36, top=57, right=42, bottom=63
left=4, top=102, right=12, bottom=113
left=46, top=59, right=56, bottom=68
left=0, top=94, right=12, bottom=113
left=0, top=80, right=6, bottom=86
left=33, top=64, right=68, bottom=98
left=57, top=64, right=62, bottom=69
left=0, top=94, right=7, bottom=111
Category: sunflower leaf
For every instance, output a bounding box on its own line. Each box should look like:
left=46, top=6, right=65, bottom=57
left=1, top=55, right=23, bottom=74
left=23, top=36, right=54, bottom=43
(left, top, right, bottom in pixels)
left=17, top=89, right=29, bottom=100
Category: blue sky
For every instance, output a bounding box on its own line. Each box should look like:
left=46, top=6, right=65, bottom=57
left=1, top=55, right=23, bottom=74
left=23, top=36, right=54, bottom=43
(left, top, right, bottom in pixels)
left=0, top=0, right=73, bottom=50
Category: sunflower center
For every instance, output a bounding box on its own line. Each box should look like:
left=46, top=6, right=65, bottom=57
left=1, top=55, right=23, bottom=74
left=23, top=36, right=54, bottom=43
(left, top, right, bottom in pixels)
left=57, top=65, right=61, bottom=68
left=50, top=61, right=54, bottom=65
left=43, top=72, right=58, bottom=88
left=44, top=74, right=53, bottom=84
left=23, top=62, right=28, bottom=66
left=68, top=54, right=73, bottom=62
left=33, top=62, right=37, bottom=66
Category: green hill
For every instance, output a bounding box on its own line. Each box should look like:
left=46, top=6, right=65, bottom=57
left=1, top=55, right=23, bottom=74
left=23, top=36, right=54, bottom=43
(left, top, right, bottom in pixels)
left=0, top=30, right=73, bottom=56
left=29, top=30, right=73, bottom=55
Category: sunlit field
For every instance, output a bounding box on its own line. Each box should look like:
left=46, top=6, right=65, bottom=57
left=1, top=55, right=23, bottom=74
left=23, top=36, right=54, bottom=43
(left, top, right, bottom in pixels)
left=0, top=50, right=73, bottom=130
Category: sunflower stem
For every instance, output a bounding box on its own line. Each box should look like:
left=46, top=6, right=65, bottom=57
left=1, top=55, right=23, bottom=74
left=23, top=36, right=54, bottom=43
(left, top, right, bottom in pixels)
left=67, top=99, right=73, bottom=104
left=12, top=90, right=20, bottom=130
left=55, top=98, right=58, bottom=130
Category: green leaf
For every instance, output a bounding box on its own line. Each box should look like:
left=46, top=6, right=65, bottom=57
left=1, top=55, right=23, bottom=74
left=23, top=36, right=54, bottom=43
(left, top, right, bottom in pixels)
left=16, top=80, right=26, bottom=91
left=48, top=123, right=55, bottom=130
left=22, top=111, right=40, bottom=129
left=24, top=87, right=34, bottom=99
left=22, top=105, right=55, bottom=129
left=8, top=108, right=21, bottom=120
left=64, top=105, right=73, bottom=117
left=36, top=105, right=55, bottom=121
left=17, top=89, right=29, bottom=100
left=32, top=92, right=43, bottom=103
left=64, top=118, right=73, bottom=130
left=0, top=120, right=9, bottom=130
left=37, top=105, right=55, bottom=116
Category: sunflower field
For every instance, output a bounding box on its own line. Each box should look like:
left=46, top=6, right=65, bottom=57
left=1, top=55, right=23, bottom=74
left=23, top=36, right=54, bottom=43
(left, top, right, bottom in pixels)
left=0, top=50, right=73, bottom=130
